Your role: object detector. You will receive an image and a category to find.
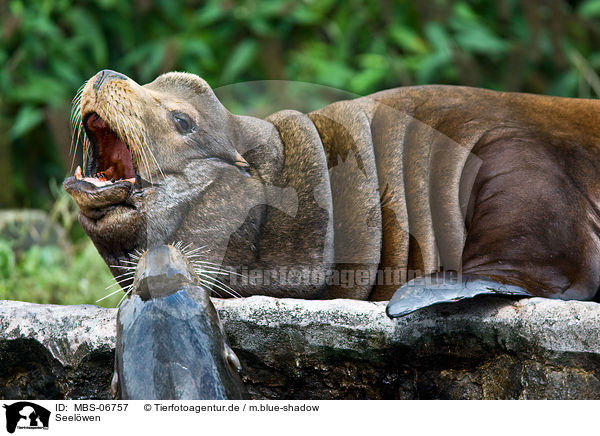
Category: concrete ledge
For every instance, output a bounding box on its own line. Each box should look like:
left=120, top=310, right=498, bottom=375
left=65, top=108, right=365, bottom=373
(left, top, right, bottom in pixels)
left=0, top=296, right=599, bottom=399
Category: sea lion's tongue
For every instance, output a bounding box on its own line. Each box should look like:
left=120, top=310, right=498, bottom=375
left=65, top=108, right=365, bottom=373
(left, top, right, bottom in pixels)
left=74, top=165, right=136, bottom=187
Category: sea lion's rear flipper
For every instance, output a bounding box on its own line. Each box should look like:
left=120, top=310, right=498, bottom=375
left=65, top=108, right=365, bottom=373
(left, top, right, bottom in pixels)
left=386, top=272, right=534, bottom=318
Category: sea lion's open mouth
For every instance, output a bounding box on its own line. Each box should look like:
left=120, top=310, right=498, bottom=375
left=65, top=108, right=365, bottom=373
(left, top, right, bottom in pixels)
left=81, top=112, right=138, bottom=187
left=63, top=112, right=148, bottom=220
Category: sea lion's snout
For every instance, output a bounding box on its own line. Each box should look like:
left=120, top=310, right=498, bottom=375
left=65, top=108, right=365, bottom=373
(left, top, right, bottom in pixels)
left=132, top=245, right=196, bottom=301
left=93, top=69, right=129, bottom=92
left=114, top=244, right=247, bottom=400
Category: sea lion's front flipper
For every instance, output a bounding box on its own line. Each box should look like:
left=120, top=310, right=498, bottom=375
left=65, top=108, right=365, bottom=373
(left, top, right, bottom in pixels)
left=386, top=272, right=534, bottom=318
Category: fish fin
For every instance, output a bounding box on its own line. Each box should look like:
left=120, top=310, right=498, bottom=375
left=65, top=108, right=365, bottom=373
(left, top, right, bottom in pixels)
left=225, top=344, right=242, bottom=373
left=386, top=271, right=533, bottom=318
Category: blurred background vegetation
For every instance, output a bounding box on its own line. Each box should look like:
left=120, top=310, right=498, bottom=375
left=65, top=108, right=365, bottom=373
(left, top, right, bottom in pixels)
left=1, top=0, right=599, bottom=305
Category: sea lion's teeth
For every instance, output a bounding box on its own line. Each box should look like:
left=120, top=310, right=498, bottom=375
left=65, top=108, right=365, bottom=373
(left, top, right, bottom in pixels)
left=81, top=177, right=112, bottom=187
left=75, top=166, right=83, bottom=180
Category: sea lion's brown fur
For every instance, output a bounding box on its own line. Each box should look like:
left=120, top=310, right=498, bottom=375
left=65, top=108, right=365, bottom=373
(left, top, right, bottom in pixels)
left=64, top=70, right=600, bottom=302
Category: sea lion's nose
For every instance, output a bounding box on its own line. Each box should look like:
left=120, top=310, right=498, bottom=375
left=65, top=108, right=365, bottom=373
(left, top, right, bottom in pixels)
left=94, top=69, right=128, bottom=91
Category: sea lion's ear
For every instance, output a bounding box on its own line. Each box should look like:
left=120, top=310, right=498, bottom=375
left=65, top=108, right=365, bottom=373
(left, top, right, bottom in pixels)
left=234, top=151, right=250, bottom=168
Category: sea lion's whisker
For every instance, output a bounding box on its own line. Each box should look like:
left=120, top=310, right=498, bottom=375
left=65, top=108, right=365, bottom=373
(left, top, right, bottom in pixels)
left=206, top=287, right=223, bottom=298
left=190, top=260, right=223, bottom=268
left=120, top=260, right=139, bottom=265
left=198, top=278, right=231, bottom=298
left=137, top=142, right=152, bottom=184
left=181, top=242, right=205, bottom=253
left=180, top=241, right=201, bottom=254
left=96, top=288, right=124, bottom=303
left=183, top=246, right=208, bottom=256
left=114, top=269, right=137, bottom=276
left=192, top=263, right=241, bottom=277
left=197, top=275, right=241, bottom=298
left=69, top=81, right=88, bottom=171
left=202, top=282, right=240, bottom=299
left=114, top=272, right=136, bottom=282
left=195, top=268, right=229, bottom=276
left=173, top=241, right=195, bottom=255
left=105, top=281, right=125, bottom=291
left=118, top=114, right=152, bottom=184
left=104, top=283, right=127, bottom=293
left=69, top=110, right=83, bottom=171
left=192, top=264, right=242, bottom=278
left=69, top=123, right=80, bottom=172
left=70, top=83, right=85, bottom=126
left=186, top=256, right=223, bottom=266
left=82, top=135, right=91, bottom=171
left=109, top=264, right=137, bottom=270
left=144, top=138, right=165, bottom=179
left=192, top=263, right=227, bottom=271
left=193, top=266, right=242, bottom=278
left=190, top=258, right=236, bottom=267
left=116, top=295, right=128, bottom=307
left=104, top=274, right=136, bottom=291
left=190, top=260, right=230, bottom=269
left=116, top=286, right=134, bottom=307
left=126, top=250, right=144, bottom=262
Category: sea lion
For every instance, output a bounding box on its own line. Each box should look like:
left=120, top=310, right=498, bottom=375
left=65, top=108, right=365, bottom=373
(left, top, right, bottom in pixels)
left=112, top=244, right=247, bottom=400
left=63, top=69, right=600, bottom=316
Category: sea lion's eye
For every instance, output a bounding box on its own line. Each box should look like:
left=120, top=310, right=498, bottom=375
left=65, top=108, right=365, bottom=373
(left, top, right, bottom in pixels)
left=169, top=111, right=194, bottom=134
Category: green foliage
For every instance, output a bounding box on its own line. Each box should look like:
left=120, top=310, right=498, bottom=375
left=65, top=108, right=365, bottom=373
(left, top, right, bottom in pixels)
left=580, top=0, right=600, bottom=18
left=0, top=183, right=121, bottom=306
left=0, top=237, right=120, bottom=306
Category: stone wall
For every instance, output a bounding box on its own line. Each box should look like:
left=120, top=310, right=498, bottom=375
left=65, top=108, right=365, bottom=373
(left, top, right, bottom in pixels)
left=0, top=296, right=599, bottom=399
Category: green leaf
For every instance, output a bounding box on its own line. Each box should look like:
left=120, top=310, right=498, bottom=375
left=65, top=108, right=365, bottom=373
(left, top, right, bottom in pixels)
left=220, top=40, right=257, bottom=83
left=450, top=3, right=508, bottom=55
left=8, top=76, right=67, bottom=105
left=65, top=8, right=108, bottom=67
left=349, top=68, right=386, bottom=94
left=10, top=105, right=44, bottom=139
left=358, top=53, right=388, bottom=70
left=255, top=0, right=289, bottom=18
left=120, top=42, right=167, bottom=81
left=389, top=26, right=428, bottom=54
left=290, top=0, right=336, bottom=25
left=417, top=52, right=452, bottom=84
left=453, top=23, right=508, bottom=54
left=579, top=0, right=600, bottom=18
left=0, top=240, right=15, bottom=279
left=140, top=41, right=168, bottom=81
left=549, top=71, right=578, bottom=97
left=424, top=22, right=452, bottom=56
left=49, top=59, right=81, bottom=88
left=193, top=1, right=225, bottom=26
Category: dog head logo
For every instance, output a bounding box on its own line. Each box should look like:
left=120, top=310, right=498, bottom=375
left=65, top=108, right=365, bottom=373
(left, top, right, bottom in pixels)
left=2, top=402, right=50, bottom=433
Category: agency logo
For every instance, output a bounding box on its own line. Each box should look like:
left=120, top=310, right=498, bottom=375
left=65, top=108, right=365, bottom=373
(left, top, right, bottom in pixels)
left=2, top=402, right=50, bottom=433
